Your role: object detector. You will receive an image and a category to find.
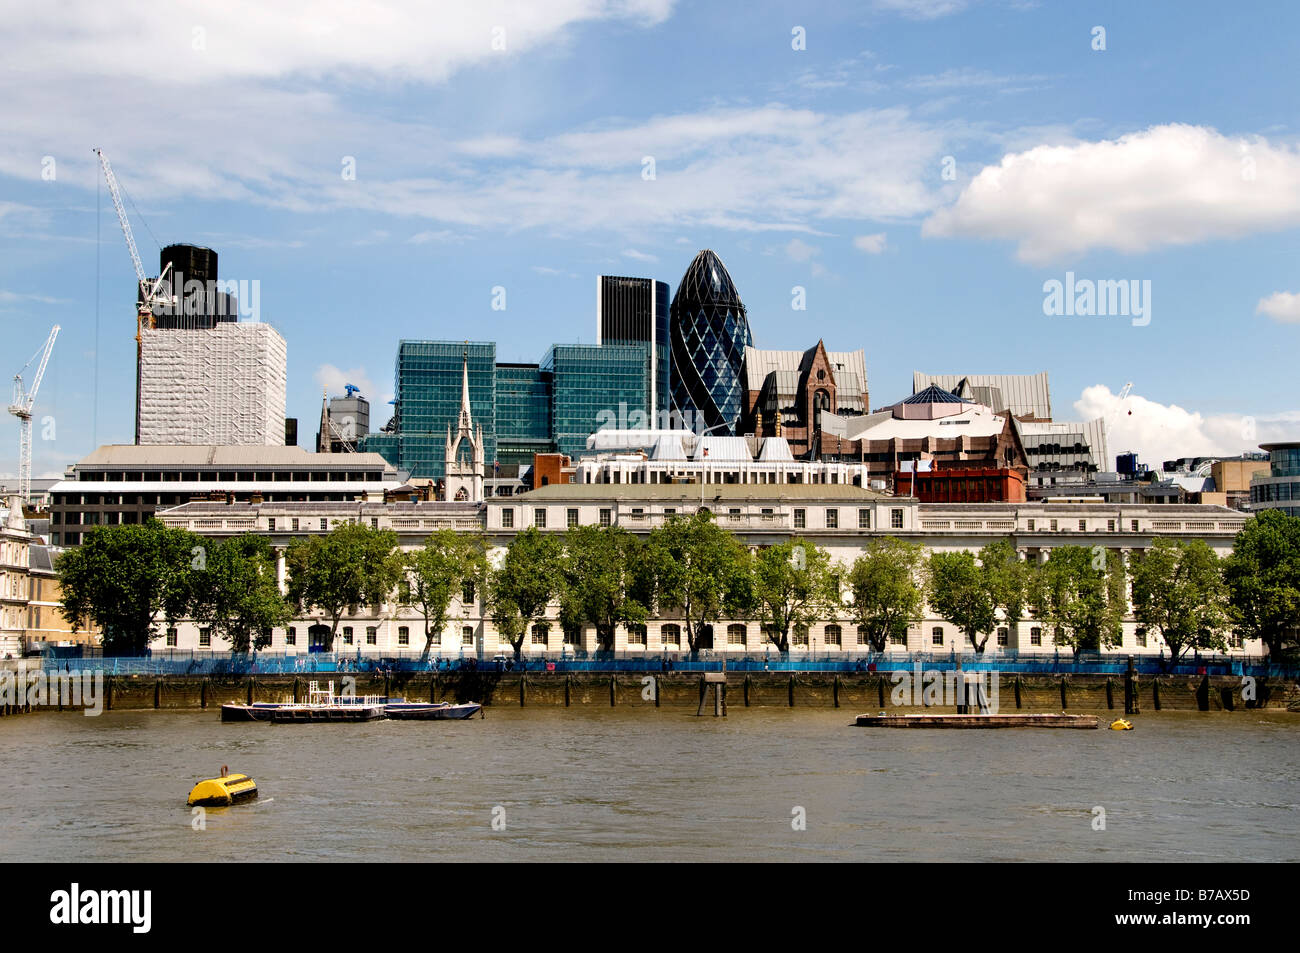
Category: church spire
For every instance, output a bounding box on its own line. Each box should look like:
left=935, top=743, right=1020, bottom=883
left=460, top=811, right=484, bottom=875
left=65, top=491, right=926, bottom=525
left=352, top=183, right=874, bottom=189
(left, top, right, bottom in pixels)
left=317, top=389, right=331, bottom=454
left=458, top=344, right=473, bottom=433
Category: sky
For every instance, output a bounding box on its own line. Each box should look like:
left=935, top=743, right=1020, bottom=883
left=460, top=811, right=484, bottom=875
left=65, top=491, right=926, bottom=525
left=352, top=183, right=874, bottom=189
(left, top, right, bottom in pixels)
left=1, top=0, right=1298, bottom=481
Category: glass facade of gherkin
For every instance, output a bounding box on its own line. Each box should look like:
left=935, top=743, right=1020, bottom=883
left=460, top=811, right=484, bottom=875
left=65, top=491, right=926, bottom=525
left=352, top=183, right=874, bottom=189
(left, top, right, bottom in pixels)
left=669, top=249, right=752, bottom=435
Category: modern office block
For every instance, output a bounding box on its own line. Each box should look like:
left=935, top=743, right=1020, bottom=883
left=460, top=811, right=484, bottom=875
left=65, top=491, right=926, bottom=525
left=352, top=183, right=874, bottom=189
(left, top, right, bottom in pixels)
left=597, top=275, right=670, bottom=421
left=545, top=344, right=649, bottom=460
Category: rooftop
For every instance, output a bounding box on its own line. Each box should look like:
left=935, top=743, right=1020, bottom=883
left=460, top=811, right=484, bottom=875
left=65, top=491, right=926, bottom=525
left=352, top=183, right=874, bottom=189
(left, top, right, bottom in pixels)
left=511, top=483, right=893, bottom=502
left=70, top=445, right=399, bottom=471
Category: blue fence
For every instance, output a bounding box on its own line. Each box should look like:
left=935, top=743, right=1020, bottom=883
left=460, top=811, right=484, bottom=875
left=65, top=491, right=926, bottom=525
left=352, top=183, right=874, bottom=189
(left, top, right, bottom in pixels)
left=36, top=649, right=1297, bottom=679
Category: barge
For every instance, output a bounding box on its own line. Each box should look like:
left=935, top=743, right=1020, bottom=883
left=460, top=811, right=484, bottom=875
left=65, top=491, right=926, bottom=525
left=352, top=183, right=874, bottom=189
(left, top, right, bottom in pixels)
left=854, top=712, right=1100, bottom=729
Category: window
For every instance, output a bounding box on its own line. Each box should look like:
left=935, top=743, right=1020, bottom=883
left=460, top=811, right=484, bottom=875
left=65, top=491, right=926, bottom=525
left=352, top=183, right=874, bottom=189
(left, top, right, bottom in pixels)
left=997, top=627, right=1009, bottom=647
left=1135, top=628, right=1147, bottom=648
left=1030, top=627, right=1042, bottom=646
left=567, top=508, right=579, bottom=528
left=794, top=508, right=806, bottom=529
left=531, top=624, right=549, bottom=645
left=320, top=518, right=328, bottom=531
left=727, top=623, right=747, bottom=645
left=462, top=626, right=474, bottom=646
left=855, top=625, right=870, bottom=646
left=268, top=518, right=276, bottom=531
left=343, top=626, right=354, bottom=645
left=366, top=626, right=377, bottom=645
left=397, top=626, right=409, bottom=646
left=1131, top=520, right=1139, bottom=532
left=891, top=509, right=904, bottom=529
left=858, top=509, right=871, bottom=529
left=562, top=625, right=580, bottom=646
left=462, top=581, right=476, bottom=605
left=428, top=628, right=441, bottom=646
left=826, top=509, right=839, bottom=529
left=291, top=518, right=300, bottom=532
left=286, top=627, right=297, bottom=646
left=889, top=631, right=907, bottom=647
left=931, top=627, right=944, bottom=646
left=1230, top=632, right=1244, bottom=649
left=1107, top=519, right=1116, bottom=532
left=371, top=518, right=379, bottom=530
left=824, top=624, right=842, bottom=646
left=1050, top=519, right=1058, bottom=532
left=198, top=628, right=211, bottom=648
left=1078, top=519, right=1087, bottom=532
left=534, top=508, right=546, bottom=528
left=599, top=508, right=611, bottom=527
left=661, top=624, right=680, bottom=646
left=1027, top=519, right=1035, bottom=531
left=792, top=626, right=809, bottom=647
left=627, top=624, right=647, bottom=645
left=166, top=627, right=178, bottom=647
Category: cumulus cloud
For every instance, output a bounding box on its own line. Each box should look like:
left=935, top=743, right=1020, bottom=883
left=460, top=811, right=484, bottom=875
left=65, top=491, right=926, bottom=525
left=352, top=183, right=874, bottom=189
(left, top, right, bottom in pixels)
left=784, top=238, right=820, bottom=262
left=924, top=124, right=1300, bottom=263
left=1256, top=291, right=1300, bottom=324
left=623, top=248, right=658, bottom=262
left=873, top=0, right=972, bottom=18
left=853, top=233, right=887, bottom=254
left=1074, top=384, right=1299, bottom=469
left=314, top=364, right=377, bottom=402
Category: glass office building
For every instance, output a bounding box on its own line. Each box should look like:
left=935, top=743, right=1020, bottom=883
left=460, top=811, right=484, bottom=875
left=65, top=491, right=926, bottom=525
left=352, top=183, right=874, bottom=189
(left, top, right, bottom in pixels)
left=360, top=340, right=497, bottom=480
left=545, top=344, right=649, bottom=460
left=669, top=249, right=752, bottom=435
left=495, top=363, right=554, bottom=468
left=597, top=276, right=670, bottom=422
left=1250, top=442, right=1300, bottom=517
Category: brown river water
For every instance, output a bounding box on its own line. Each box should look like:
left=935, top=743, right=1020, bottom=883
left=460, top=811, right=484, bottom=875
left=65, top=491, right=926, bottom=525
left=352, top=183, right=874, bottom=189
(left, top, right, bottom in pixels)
left=1, top=707, right=1296, bottom=862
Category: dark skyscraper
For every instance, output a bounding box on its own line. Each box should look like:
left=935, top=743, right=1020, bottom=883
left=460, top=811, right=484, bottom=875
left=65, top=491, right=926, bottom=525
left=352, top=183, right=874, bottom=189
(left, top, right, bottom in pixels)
left=669, top=249, right=752, bottom=435
left=148, top=243, right=239, bottom=329
left=596, top=275, right=669, bottom=420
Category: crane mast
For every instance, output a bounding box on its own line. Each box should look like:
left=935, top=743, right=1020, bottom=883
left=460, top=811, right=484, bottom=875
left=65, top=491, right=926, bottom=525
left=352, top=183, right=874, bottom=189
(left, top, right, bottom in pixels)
left=7, top=325, right=60, bottom=504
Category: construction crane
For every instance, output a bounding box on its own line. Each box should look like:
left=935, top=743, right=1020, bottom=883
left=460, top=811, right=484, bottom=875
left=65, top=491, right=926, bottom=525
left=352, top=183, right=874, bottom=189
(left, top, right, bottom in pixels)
left=94, top=147, right=173, bottom=443
left=8, top=325, right=60, bottom=504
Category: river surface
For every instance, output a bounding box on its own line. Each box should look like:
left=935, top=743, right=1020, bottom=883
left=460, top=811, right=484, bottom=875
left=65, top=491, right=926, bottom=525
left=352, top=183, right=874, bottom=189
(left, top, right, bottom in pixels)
left=1, top=707, right=1296, bottom=862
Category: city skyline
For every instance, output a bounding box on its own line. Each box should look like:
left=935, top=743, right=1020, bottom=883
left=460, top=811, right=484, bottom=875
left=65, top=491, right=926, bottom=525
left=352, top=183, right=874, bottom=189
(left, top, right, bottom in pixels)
left=2, top=1, right=1299, bottom=480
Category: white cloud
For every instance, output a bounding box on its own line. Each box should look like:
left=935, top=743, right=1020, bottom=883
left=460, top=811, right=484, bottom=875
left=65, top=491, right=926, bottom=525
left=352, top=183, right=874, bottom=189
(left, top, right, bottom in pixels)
left=873, top=0, right=971, bottom=18
left=924, top=124, right=1300, bottom=263
left=853, top=233, right=887, bottom=254
left=622, top=248, right=658, bottom=263
left=314, top=364, right=377, bottom=402
left=1256, top=291, right=1300, bottom=324
left=1074, top=384, right=1298, bottom=469
left=0, top=290, right=67, bottom=304
left=783, top=238, right=820, bottom=262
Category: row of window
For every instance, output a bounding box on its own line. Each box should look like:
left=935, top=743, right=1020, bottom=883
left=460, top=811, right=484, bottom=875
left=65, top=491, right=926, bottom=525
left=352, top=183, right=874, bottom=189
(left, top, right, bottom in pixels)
left=1025, top=518, right=1139, bottom=533
left=72, top=471, right=382, bottom=483
left=503, top=507, right=907, bottom=530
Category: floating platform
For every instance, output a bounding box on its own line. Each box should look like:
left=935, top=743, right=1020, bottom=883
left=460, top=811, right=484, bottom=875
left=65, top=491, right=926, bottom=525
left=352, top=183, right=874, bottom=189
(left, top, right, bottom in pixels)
left=221, top=702, right=385, bottom=723
left=384, top=701, right=482, bottom=720
left=854, top=712, right=1099, bottom=729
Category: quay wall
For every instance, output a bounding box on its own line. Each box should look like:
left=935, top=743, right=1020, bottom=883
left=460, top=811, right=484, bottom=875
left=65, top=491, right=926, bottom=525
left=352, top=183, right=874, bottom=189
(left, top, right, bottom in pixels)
left=2, top=672, right=1297, bottom=716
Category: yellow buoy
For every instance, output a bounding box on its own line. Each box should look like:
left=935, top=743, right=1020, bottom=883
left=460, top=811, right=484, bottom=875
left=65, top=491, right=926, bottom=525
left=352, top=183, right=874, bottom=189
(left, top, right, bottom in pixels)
left=1109, top=718, right=1134, bottom=731
left=187, top=766, right=258, bottom=806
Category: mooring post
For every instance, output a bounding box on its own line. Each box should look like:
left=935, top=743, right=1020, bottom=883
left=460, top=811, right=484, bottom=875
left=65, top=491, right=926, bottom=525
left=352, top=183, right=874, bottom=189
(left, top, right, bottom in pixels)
left=609, top=676, right=617, bottom=707
left=1014, top=676, right=1022, bottom=710
left=1059, top=675, right=1068, bottom=710
left=519, top=675, right=526, bottom=708
left=246, top=677, right=254, bottom=705
left=201, top=679, right=208, bottom=709
left=743, top=674, right=751, bottom=707
left=564, top=674, right=571, bottom=707
left=955, top=659, right=965, bottom=714
left=1125, top=655, right=1138, bottom=715
left=1152, top=676, right=1161, bottom=711
left=788, top=674, right=795, bottom=707
left=1105, top=678, right=1114, bottom=710
left=832, top=674, right=840, bottom=709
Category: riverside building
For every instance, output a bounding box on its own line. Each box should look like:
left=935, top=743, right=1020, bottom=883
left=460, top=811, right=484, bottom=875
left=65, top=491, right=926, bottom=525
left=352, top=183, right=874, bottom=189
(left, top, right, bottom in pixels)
left=155, top=485, right=1255, bottom=660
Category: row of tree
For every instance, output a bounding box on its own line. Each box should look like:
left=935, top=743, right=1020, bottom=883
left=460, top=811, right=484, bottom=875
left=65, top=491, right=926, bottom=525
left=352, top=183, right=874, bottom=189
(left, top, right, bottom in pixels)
left=57, top=509, right=1300, bottom=662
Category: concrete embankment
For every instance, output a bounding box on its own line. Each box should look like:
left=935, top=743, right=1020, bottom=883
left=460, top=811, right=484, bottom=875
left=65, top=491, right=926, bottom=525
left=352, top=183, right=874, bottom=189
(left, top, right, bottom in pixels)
left=2, top=671, right=1297, bottom=716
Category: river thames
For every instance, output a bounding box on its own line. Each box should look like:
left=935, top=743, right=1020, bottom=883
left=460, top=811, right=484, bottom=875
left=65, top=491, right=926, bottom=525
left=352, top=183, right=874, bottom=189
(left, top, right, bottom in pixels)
left=1, top=708, right=1296, bottom=862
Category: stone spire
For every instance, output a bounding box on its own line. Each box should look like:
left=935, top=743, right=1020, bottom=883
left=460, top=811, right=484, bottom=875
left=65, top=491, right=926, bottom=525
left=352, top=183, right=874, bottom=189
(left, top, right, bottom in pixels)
left=317, top=389, right=331, bottom=454
left=458, top=345, right=473, bottom=434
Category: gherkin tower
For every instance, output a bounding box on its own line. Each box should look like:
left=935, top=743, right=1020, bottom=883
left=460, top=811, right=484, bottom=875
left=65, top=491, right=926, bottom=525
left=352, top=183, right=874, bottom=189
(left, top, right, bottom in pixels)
left=669, top=250, right=752, bottom=434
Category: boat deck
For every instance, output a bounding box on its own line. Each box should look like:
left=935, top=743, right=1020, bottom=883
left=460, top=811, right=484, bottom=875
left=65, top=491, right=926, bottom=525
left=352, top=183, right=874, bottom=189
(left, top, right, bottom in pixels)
left=854, top=712, right=1099, bottom=729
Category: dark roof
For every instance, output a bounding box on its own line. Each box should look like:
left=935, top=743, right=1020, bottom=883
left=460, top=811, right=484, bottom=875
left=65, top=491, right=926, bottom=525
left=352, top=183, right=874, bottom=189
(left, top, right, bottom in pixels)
left=510, top=483, right=891, bottom=501
left=903, top=384, right=965, bottom=405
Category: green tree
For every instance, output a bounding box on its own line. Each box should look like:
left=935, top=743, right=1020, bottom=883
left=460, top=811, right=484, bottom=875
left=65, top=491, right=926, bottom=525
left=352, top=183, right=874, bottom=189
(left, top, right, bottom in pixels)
left=560, top=524, right=649, bottom=652
left=643, top=512, right=752, bottom=653
left=751, top=538, right=837, bottom=654
left=1028, top=545, right=1126, bottom=657
left=401, top=529, right=489, bottom=661
left=56, top=520, right=199, bottom=656
left=979, top=538, right=1032, bottom=651
left=1222, top=509, right=1300, bottom=659
left=285, top=522, right=402, bottom=652
left=925, top=551, right=996, bottom=653
left=487, top=527, right=564, bottom=659
left=189, top=534, right=292, bottom=653
left=845, top=537, right=924, bottom=652
left=1131, top=537, right=1231, bottom=665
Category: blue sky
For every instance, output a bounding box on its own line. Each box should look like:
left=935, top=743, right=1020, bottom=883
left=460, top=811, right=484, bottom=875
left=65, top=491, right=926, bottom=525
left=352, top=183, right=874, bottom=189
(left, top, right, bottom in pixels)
left=2, top=0, right=1298, bottom=480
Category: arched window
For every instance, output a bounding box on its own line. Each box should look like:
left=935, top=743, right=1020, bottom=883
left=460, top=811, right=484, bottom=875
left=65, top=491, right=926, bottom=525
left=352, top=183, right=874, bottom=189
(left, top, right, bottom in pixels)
left=824, top=624, right=842, bottom=646
left=462, top=580, right=476, bottom=605
left=727, top=623, right=747, bottom=645
left=531, top=623, right=549, bottom=645
left=661, top=624, right=681, bottom=646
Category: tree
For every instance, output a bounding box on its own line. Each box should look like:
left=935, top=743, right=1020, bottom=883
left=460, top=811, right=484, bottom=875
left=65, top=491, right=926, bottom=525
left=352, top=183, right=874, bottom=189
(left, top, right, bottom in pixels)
left=1028, top=546, right=1126, bottom=657
left=57, top=520, right=199, bottom=656
left=285, top=522, right=402, bottom=652
left=925, top=551, right=996, bottom=653
left=978, top=538, right=1032, bottom=652
left=750, top=538, right=837, bottom=654
left=401, top=529, right=489, bottom=661
left=487, top=527, right=564, bottom=659
left=189, top=534, right=292, bottom=653
left=1131, top=537, right=1231, bottom=665
left=643, top=512, right=751, bottom=653
left=846, top=537, right=924, bottom=653
left=560, top=524, right=649, bottom=652
left=1222, top=509, right=1300, bottom=659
